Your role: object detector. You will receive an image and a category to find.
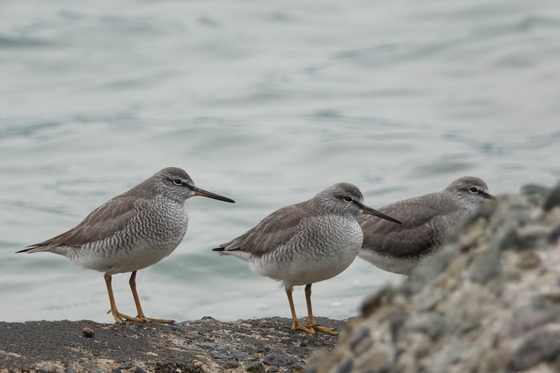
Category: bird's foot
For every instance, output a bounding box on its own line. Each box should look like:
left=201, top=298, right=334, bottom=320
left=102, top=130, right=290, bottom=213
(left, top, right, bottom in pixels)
left=135, top=316, right=175, bottom=324
left=292, top=320, right=316, bottom=334
left=305, top=323, right=338, bottom=336
left=108, top=309, right=144, bottom=323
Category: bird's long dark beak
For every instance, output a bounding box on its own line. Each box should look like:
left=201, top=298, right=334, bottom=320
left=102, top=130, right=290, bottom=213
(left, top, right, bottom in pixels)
left=193, top=187, right=235, bottom=203
left=359, top=203, right=402, bottom=224
left=484, top=192, right=495, bottom=200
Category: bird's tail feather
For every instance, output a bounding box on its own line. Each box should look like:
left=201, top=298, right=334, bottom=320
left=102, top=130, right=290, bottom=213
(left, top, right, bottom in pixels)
left=16, top=243, right=51, bottom=254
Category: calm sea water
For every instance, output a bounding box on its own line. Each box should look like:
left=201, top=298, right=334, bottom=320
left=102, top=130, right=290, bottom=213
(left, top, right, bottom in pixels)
left=1, top=0, right=559, bottom=323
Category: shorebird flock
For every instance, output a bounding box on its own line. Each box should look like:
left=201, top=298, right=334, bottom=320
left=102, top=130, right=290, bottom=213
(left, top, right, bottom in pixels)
left=18, top=167, right=493, bottom=335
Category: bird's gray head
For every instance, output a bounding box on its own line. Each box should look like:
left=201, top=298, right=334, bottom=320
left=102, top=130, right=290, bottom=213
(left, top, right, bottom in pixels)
left=150, top=167, right=235, bottom=204
left=314, top=183, right=402, bottom=224
left=446, top=176, right=494, bottom=206
left=313, top=183, right=366, bottom=216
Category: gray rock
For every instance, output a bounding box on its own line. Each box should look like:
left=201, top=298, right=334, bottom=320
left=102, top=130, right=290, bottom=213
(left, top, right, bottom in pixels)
left=245, top=362, right=265, bottom=373
left=231, top=349, right=259, bottom=361
left=521, top=184, right=549, bottom=198
left=155, top=362, right=204, bottom=373
left=215, top=359, right=241, bottom=369
left=263, top=349, right=299, bottom=367
left=440, top=339, right=470, bottom=368
left=549, top=224, right=560, bottom=244
left=492, top=199, right=533, bottom=252
left=469, top=243, right=501, bottom=285
left=516, top=249, right=541, bottom=270
left=82, top=363, right=106, bottom=373
left=197, top=342, right=219, bottom=350
left=508, top=330, right=560, bottom=372
left=543, top=182, right=560, bottom=212
left=348, top=326, right=371, bottom=353
left=406, top=312, right=444, bottom=340
left=418, top=288, right=446, bottom=312
left=498, top=227, right=536, bottom=252
left=286, top=345, right=310, bottom=358
left=509, top=307, right=556, bottom=338
left=390, top=311, right=409, bottom=342
left=211, top=348, right=258, bottom=362
left=361, top=286, right=400, bottom=317
left=411, top=247, right=460, bottom=294
left=335, top=359, right=353, bottom=373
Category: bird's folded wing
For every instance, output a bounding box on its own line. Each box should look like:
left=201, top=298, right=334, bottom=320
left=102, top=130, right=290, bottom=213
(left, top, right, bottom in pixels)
left=26, top=196, right=139, bottom=250
left=219, top=201, right=313, bottom=257
left=358, top=200, right=440, bottom=259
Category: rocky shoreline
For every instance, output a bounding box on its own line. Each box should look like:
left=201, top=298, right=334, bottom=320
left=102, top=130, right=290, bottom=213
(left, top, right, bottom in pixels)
left=0, top=317, right=344, bottom=373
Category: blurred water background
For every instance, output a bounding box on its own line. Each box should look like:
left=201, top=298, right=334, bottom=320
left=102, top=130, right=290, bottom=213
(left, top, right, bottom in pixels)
left=1, top=0, right=560, bottom=323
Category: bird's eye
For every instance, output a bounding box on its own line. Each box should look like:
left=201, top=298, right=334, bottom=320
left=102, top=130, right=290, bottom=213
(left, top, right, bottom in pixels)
left=173, top=178, right=183, bottom=186
left=469, top=187, right=479, bottom=194
left=343, top=196, right=353, bottom=202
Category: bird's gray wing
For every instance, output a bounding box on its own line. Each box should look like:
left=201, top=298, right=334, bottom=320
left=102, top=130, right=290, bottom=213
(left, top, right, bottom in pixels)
left=357, top=197, right=442, bottom=259
left=24, top=196, right=139, bottom=250
left=218, top=201, right=313, bottom=258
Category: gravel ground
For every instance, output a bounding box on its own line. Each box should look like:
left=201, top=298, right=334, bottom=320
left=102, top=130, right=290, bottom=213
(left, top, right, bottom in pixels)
left=0, top=317, right=344, bottom=373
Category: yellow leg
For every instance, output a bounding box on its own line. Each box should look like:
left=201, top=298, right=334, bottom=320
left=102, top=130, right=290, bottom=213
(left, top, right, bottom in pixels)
left=104, top=272, right=140, bottom=323
left=129, top=271, right=174, bottom=324
left=304, top=284, right=338, bottom=336
left=286, top=287, right=315, bottom=334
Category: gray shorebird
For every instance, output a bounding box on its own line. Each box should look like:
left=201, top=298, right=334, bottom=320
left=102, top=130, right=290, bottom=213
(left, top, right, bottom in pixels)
left=18, top=167, right=235, bottom=324
left=213, top=183, right=401, bottom=335
left=358, top=176, right=493, bottom=276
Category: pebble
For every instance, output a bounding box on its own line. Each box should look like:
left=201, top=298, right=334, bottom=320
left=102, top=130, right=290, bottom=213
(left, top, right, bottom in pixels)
left=82, top=363, right=105, bottom=373
left=214, top=359, right=241, bottom=369
left=245, top=362, right=265, bottom=373
left=263, top=349, right=299, bottom=367
left=82, top=327, right=95, bottom=338
left=516, top=249, right=541, bottom=269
